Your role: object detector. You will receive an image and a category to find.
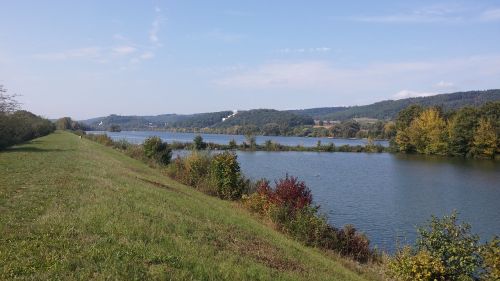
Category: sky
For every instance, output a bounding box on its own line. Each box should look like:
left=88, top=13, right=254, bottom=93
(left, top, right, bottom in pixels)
left=0, top=0, right=499, bottom=119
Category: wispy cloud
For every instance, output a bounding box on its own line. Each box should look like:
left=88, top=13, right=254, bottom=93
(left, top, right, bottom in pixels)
left=435, top=80, right=454, bottom=89
left=277, top=47, right=331, bottom=54
left=347, top=4, right=500, bottom=24
left=393, top=90, right=436, bottom=99
left=349, top=5, right=465, bottom=23
left=480, top=8, right=500, bottom=21
left=149, top=7, right=164, bottom=45
left=214, top=55, right=500, bottom=100
left=112, top=46, right=136, bottom=56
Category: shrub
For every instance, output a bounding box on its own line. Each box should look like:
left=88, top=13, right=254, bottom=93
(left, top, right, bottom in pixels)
left=416, top=212, right=481, bottom=280
left=143, top=136, right=172, bottom=166
left=480, top=237, right=500, bottom=281
left=387, top=247, right=446, bottom=281
left=387, top=212, right=484, bottom=281
left=193, top=135, right=206, bottom=150
left=269, top=175, right=312, bottom=213
left=181, top=152, right=212, bottom=187
left=210, top=151, right=244, bottom=200
left=244, top=175, right=375, bottom=263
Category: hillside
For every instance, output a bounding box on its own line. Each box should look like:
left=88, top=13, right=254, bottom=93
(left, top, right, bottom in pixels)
left=0, top=132, right=379, bottom=280
left=213, top=109, right=314, bottom=128
left=81, top=90, right=500, bottom=130
left=290, top=89, right=500, bottom=120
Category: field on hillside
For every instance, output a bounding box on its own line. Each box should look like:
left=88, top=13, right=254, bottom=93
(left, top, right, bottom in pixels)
left=0, top=132, right=381, bottom=280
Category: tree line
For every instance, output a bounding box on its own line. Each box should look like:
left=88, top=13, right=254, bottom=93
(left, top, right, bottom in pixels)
left=0, top=85, right=55, bottom=150
left=394, top=102, right=499, bottom=159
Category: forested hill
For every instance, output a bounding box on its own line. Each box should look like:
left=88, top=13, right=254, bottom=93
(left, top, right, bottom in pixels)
left=81, top=89, right=499, bottom=130
left=290, top=89, right=499, bottom=120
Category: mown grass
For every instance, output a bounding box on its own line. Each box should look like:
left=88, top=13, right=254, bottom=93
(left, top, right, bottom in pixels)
left=0, top=131, right=382, bottom=280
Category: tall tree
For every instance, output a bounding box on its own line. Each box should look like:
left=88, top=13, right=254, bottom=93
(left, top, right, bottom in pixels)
left=408, top=108, right=448, bottom=155
left=470, top=118, right=497, bottom=159
left=447, top=107, right=479, bottom=156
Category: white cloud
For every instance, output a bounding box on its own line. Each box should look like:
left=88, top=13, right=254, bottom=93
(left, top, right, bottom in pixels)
left=149, top=19, right=160, bottom=43
left=139, top=51, right=154, bottom=60
left=214, top=55, right=500, bottom=100
left=480, top=8, right=500, bottom=21
left=112, top=46, right=136, bottom=56
left=393, top=90, right=436, bottom=99
left=435, top=80, right=454, bottom=88
left=149, top=7, right=164, bottom=45
left=351, top=7, right=462, bottom=23
left=278, top=47, right=331, bottom=54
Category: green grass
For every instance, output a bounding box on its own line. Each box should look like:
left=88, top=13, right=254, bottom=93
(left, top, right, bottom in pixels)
left=0, top=131, right=382, bottom=280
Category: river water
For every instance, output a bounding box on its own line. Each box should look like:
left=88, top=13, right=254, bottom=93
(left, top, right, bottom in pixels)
left=93, top=131, right=500, bottom=252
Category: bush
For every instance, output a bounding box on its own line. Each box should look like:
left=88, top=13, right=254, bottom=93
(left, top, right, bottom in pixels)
left=480, top=237, right=500, bottom=281
left=143, top=136, right=172, bottom=166
left=269, top=175, right=312, bottom=213
left=210, top=151, right=244, bottom=200
left=244, top=175, right=375, bottom=263
left=416, top=212, right=481, bottom=280
left=387, top=212, right=484, bottom=281
left=387, top=247, right=446, bottom=281
left=0, top=110, right=55, bottom=149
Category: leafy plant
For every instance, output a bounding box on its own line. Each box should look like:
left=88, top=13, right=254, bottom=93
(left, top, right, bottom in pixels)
left=143, top=136, right=172, bottom=165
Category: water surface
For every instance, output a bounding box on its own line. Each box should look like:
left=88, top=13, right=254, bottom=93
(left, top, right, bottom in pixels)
left=93, top=131, right=500, bottom=252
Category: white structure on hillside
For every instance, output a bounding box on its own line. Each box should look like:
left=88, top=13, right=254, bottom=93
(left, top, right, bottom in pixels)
left=222, top=110, right=238, bottom=122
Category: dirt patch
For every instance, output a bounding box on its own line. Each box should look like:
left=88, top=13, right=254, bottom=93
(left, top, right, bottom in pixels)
left=136, top=177, right=187, bottom=195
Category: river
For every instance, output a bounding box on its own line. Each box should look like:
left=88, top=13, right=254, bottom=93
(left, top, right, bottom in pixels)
left=91, top=130, right=500, bottom=252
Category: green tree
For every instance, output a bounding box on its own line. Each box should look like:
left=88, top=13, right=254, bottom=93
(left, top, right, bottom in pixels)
left=396, top=104, right=423, bottom=131
left=470, top=118, right=497, bottom=159
left=245, top=134, right=256, bottom=150
left=447, top=107, right=479, bottom=156
left=408, top=108, right=448, bottom=155
left=143, top=136, right=172, bottom=165
left=193, top=135, right=206, bottom=150
left=56, top=117, right=73, bottom=130
left=228, top=139, right=237, bottom=149
left=210, top=151, right=243, bottom=200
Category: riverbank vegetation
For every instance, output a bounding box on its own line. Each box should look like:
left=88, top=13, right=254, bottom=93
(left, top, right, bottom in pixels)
left=0, top=85, right=55, bottom=150
left=394, top=102, right=499, bottom=159
left=79, top=131, right=499, bottom=281
left=1, top=131, right=383, bottom=280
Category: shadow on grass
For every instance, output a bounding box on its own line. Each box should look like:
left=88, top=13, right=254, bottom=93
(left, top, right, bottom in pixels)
left=2, top=146, right=72, bottom=153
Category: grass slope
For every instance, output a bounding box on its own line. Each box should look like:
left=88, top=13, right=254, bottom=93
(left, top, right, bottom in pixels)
left=0, top=132, right=380, bottom=280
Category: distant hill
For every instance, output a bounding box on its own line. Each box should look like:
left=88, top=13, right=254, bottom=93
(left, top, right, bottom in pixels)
left=81, top=89, right=499, bottom=130
left=290, top=89, right=500, bottom=120
left=213, top=109, right=314, bottom=128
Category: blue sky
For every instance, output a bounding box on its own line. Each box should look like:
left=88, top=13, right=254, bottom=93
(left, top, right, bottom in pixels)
left=1, top=0, right=499, bottom=119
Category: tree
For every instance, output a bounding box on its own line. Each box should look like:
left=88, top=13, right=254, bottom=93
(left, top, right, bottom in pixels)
left=447, top=107, right=479, bottom=156
left=245, top=134, right=256, bottom=150
left=210, top=151, right=243, bottom=200
left=408, top=108, right=448, bottom=155
left=143, top=136, right=172, bottom=165
left=56, top=117, right=73, bottom=130
left=193, top=135, right=206, bottom=150
left=108, top=124, right=121, bottom=132
left=470, top=118, right=497, bottom=159
left=0, top=85, right=20, bottom=114
left=396, top=104, right=423, bottom=131
left=228, top=139, right=237, bottom=149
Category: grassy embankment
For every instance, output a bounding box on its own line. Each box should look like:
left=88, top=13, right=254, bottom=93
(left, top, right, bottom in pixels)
left=0, top=131, right=382, bottom=280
